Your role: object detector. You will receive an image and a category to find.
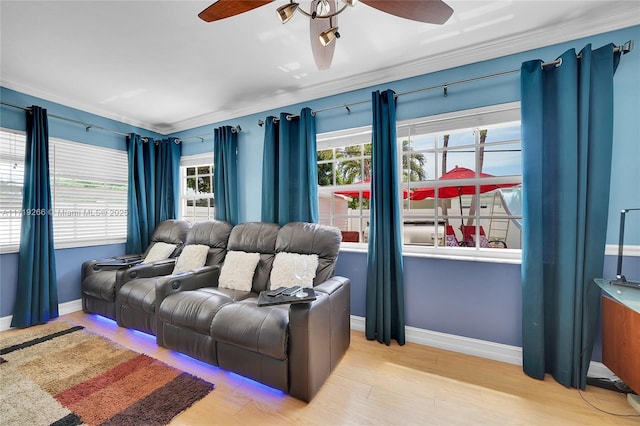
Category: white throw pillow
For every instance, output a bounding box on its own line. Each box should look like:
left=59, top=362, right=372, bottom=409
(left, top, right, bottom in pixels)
left=143, top=242, right=177, bottom=263
left=269, top=252, right=319, bottom=290
left=172, top=244, right=210, bottom=274
left=218, top=251, right=261, bottom=292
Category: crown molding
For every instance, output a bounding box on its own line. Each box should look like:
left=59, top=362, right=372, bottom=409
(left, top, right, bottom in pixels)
left=3, top=11, right=637, bottom=135
left=0, top=79, right=166, bottom=134
left=165, top=13, right=638, bottom=133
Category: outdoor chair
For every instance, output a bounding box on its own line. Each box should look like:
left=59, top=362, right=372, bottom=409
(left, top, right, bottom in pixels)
left=461, top=225, right=507, bottom=248
left=445, top=225, right=461, bottom=247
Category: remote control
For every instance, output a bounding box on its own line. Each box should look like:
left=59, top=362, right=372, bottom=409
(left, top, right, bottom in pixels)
left=266, top=287, right=287, bottom=297
left=282, top=286, right=303, bottom=297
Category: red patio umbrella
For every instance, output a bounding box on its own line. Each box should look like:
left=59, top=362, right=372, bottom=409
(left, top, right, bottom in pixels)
left=335, top=179, right=411, bottom=199
left=410, top=166, right=520, bottom=201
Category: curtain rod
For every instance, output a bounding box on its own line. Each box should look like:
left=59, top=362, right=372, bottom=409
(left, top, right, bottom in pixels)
left=175, top=134, right=209, bottom=143
left=1, top=100, right=135, bottom=138
left=175, top=125, right=241, bottom=143
left=0, top=101, right=244, bottom=143
left=266, top=40, right=633, bottom=124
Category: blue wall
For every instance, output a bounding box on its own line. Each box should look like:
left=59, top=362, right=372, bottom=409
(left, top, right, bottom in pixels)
left=1, top=25, right=638, bottom=364
left=173, top=26, right=640, bottom=246
left=171, top=25, right=640, bottom=359
left=0, top=88, right=163, bottom=318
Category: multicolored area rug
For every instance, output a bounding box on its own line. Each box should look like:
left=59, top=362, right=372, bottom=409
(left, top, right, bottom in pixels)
left=0, top=321, right=214, bottom=425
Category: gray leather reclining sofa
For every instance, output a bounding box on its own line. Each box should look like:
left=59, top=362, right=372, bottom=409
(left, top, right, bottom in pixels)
left=81, top=219, right=191, bottom=321
left=117, top=220, right=233, bottom=335
left=82, top=220, right=350, bottom=402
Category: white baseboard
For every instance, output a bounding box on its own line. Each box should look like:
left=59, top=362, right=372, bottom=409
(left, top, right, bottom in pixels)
left=0, top=305, right=612, bottom=380
left=350, top=315, right=611, bottom=378
left=350, top=315, right=523, bottom=365
left=0, top=298, right=82, bottom=331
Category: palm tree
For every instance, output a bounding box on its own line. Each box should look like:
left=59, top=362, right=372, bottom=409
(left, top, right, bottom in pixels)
left=336, top=143, right=371, bottom=183
left=317, top=149, right=334, bottom=186
left=328, top=143, right=372, bottom=210
left=402, top=140, right=426, bottom=182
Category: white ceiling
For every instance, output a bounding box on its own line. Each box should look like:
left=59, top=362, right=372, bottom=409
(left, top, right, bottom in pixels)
left=1, top=1, right=638, bottom=134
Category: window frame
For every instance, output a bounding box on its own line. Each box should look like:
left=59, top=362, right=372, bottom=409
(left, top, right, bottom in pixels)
left=0, top=129, right=26, bottom=253
left=179, top=153, right=215, bottom=224
left=317, top=127, right=373, bottom=245
left=317, top=102, right=523, bottom=263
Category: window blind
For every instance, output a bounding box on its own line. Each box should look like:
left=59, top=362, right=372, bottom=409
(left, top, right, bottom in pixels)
left=0, top=129, right=128, bottom=252
left=0, top=130, right=26, bottom=251
left=50, top=138, right=128, bottom=248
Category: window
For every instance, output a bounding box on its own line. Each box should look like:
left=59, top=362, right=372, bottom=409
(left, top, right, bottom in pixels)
left=180, top=153, right=214, bottom=224
left=50, top=139, right=128, bottom=248
left=0, top=130, right=25, bottom=250
left=317, top=103, right=522, bottom=258
left=317, top=128, right=373, bottom=244
left=0, top=129, right=128, bottom=252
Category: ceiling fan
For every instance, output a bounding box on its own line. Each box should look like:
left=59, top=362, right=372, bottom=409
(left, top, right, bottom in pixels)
left=198, top=0, right=454, bottom=70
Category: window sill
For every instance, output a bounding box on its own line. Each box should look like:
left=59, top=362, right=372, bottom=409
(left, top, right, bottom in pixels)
left=339, top=242, right=522, bottom=264
left=54, top=239, right=127, bottom=250
left=2, top=239, right=127, bottom=254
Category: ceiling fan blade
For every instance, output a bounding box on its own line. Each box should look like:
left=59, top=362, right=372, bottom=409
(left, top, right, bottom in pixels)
left=361, top=0, right=454, bottom=25
left=198, top=0, right=274, bottom=22
left=309, top=0, right=337, bottom=70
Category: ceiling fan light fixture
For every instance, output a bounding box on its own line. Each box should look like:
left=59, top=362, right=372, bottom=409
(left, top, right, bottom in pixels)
left=277, top=2, right=299, bottom=23
left=316, top=0, right=330, bottom=17
left=341, top=0, right=358, bottom=6
left=319, top=27, right=340, bottom=46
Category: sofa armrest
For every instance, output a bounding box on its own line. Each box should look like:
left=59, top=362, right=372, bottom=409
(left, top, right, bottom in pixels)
left=116, top=259, right=177, bottom=291
left=114, top=254, right=143, bottom=262
left=81, top=255, right=141, bottom=280
left=155, top=265, right=221, bottom=309
left=288, top=276, right=351, bottom=402
left=314, top=276, right=350, bottom=296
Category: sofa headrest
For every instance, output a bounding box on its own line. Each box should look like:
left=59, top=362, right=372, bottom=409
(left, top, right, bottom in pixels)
left=185, top=220, right=234, bottom=265
left=151, top=219, right=191, bottom=246
left=227, top=222, right=280, bottom=293
left=227, top=222, right=280, bottom=253
left=275, top=222, right=342, bottom=285
left=186, top=220, right=233, bottom=247
left=143, top=220, right=191, bottom=258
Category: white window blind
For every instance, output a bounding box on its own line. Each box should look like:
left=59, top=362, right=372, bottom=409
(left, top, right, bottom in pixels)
left=0, top=129, right=128, bottom=252
left=50, top=138, right=128, bottom=248
left=0, top=130, right=26, bottom=251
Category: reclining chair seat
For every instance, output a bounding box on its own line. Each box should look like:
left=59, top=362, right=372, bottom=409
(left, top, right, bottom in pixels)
left=81, top=219, right=191, bottom=321
left=118, top=278, right=156, bottom=315
left=116, top=220, right=234, bottom=335
left=210, top=301, right=290, bottom=361
left=158, top=288, right=238, bottom=335
left=82, top=270, right=118, bottom=302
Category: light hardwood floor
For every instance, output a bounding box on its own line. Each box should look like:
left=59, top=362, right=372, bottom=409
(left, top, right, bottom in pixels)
left=6, top=311, right=639, bottom=425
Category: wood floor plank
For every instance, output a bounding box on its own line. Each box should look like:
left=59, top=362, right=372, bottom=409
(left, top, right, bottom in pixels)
left=3, top=311, right=637, bottom=425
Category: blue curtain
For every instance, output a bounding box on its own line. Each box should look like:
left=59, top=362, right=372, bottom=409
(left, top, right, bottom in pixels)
left=366, top=90, right=405, bottom=345
left=155, top=137, right=181, bottom=225
left=521, top=44, right=620, bottom=388
left=12, top=106, right=58, bottom=327
left=126, top=135, right=180, bottom=253
left=261, top=117, right=279, bottom=223
left=214, top=126, right=239, bottom=224
left=261, top=108, right=318, bottom=225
